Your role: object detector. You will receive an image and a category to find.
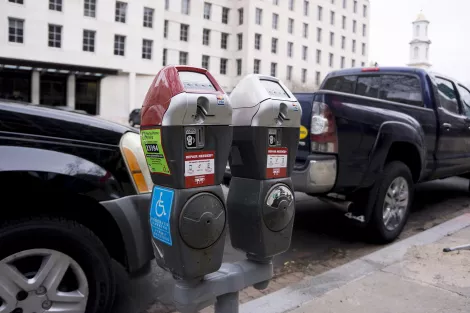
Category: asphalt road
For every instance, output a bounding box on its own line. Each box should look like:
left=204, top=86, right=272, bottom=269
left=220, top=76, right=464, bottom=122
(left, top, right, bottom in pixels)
left=112, top=177, right=470, bottom=313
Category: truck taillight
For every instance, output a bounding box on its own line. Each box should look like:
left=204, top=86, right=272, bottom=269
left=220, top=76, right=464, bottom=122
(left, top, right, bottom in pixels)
left=310, top=101, right=338, bottom=153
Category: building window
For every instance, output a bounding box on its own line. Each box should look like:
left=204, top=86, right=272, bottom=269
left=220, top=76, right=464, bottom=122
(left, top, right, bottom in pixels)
left=221, top=32, right=228, bottom=49
left=289, top=0, right=294, bottom=11
left=8, top=18, right=24, bottom=43
left=254, top=34, right=262, bottom=50
left=49, top=0, right=62, bottom=12
left=304, top=0, right=309, bottom=16
left=288, top=18, right=294, bottom=34
left=255, top=8, right=262, bottom=25
left=164, top=20, right=168, bottom=38
left=204, top=2, right=211, bottom=19
left=361, top=62, right=365, bottom=67
left=182, top=0, right=190, bottom=15
left=331, top=11, right=335, bottom=25
left=254, top=59, right=261, bottom=74
left=415, top=25, right=420, bottom=37
left=203, top=29, right=210, bottom=45
left=316, top=49, right=321, bottom=64
left=362, top=43, right=366, bottom=55
left=330, top=32, right=334, bottom=46
left=84, top=0, right=96, bottom=17
left=316, top=27, right=322, bottom=43
left=302, top=45, right=308, bottom=61
left=271, top=38, right=278, bottom=54
left=142, top=39, right=153, bottom=59
left=341, top=36, right=346, bottom=49
left=341, top=56, right=345, bottom=68
left=352, top=39, right=356, bottom=52
left=343, top=0, right=347, bottom=9
left=272, top=13, right=279, bottom=30
left=237, top=33, right=243, bottom=50
left=270, top=62, right=277, bottom=77
left=83, top=29, right=95, bottom=52
left=180, top=24, right=189, bottom=41
left=237, top=59, right=242, bottom=76
left=273, top=0, right=279, bottom=5
left=222, top=7, right=229, bottom=24
left=48, top=24, right=62, bottom=48
left=353, top=0, right=357, bottom=13
left=414, top=46, right=419, bottom=59
left=329, top=53, right=334, bottom=67
left=165, top=0, right=169, bottom=10
left=351, top=59, right=356, bottom=67
left=9, top=0, right=24, bottom=3
left=302, top=69, right=307, bottom=83
left=342, top=15, right=346, bottom=29
left=363, top=4, right=367, bottom=17
left=287, top=65, right=293, bottom=81
left=353, top=20, right=357, bottom=33
left=202, top=55, right=210, bottom=69
left=317, top=6, right=323, bottom=21
left=179, top=51, right=188, bottom=65
left=115, top=1, right=127, bottom=23
left=315, top=71, right=321, bottom=86
left=238, top=8, right=244, bottom=25
left=287, top=42, right=293, bottom=57
left=114, top=34, right=125, bottom=55
left=162, top=48, right=167, bottom=66
left=220, top=58, right=228, bottom=75
left=143, top=7, right=154, bottom=28
left=303, top=23, right=308, bottom=38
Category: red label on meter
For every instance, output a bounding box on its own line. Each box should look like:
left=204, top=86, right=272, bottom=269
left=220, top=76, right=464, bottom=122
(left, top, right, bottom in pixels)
left=184, top=151, right=215, bottom=188
left=266, top=148, right=288, bottom=179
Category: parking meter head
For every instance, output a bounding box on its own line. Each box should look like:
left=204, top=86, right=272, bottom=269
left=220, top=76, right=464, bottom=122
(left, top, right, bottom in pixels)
left=139, top=65, right=233, bottom=189
left=228, top=75, right=302, bottom=180
left=226, top=75, right=301, bottom=259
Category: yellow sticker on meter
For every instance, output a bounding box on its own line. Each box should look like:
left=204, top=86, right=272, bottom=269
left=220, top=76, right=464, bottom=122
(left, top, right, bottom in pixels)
left=299, top=125, right=308, bottom=140
left=141, top=129, right=171, bottom=175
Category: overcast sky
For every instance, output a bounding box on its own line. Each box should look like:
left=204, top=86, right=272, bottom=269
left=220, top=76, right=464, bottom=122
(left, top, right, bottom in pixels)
left=370, top=0, right=470, bottom=85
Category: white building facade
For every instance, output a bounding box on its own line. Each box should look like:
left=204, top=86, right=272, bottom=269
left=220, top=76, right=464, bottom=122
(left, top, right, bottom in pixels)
left=408, top=12, right=431, bottom=69
left=0, top=0, right=370, bottom=124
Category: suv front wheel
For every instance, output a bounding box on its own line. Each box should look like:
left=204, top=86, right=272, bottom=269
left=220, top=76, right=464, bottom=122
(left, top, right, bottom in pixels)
left=0, top=217, right=115, bottom=313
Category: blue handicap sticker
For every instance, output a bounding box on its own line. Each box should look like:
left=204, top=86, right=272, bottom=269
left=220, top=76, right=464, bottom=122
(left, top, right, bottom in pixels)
left=149, top=186, right=174, bottom=246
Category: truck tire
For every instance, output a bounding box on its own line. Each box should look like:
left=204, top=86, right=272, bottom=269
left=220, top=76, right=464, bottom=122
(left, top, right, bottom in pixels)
left=0, top=217, right=115, bottom=313
left=367, top=161, right=414, bottom=243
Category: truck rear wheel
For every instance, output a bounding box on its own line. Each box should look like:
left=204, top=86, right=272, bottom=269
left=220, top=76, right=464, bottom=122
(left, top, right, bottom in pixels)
left=368, top=161, right=414, bottom=243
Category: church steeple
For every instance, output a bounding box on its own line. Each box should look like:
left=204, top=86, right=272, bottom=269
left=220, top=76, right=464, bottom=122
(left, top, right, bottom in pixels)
left=408, top=11, right=432, bottom=69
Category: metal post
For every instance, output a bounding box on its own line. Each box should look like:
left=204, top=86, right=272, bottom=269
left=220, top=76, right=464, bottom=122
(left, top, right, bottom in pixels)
left=214, top=292, right=239, bottom=313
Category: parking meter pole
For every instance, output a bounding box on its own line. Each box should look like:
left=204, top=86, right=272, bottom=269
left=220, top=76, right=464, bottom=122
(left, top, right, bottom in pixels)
left=172, top=259, right=273, bottom=313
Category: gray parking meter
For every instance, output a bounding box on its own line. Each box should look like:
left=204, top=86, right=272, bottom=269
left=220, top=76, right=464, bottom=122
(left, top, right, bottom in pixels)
left=227, top=74, right=302, bottom=261
left=140, top=65, right=232, bottom=280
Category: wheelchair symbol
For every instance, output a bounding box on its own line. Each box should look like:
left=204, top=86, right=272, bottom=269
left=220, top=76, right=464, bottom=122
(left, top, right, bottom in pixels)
left=155, top=192, right=166, bottom=217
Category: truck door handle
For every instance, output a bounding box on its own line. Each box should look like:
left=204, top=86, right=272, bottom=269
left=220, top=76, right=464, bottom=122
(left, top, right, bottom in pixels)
left=443, top=123, right=452, bottom=130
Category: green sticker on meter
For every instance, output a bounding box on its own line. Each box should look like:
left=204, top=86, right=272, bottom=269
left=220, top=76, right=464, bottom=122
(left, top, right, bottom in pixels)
left=141, top=129, right=171, bottom=175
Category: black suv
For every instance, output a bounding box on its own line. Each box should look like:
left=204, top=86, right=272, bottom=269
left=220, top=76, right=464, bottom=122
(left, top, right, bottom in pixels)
left=0, top=100, right=154, bottom=313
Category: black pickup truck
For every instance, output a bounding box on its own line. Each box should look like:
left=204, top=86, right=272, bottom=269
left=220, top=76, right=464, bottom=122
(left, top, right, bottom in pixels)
left=0, top=101, right=154, bottom=313
left=293, top=67, right=470, bottom=242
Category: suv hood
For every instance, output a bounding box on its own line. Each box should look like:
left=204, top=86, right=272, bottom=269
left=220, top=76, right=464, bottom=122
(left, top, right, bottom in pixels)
left=0, top=101, right=136, bottom=146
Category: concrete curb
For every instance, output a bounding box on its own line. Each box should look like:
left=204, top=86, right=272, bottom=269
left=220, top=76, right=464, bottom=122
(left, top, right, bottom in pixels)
left=240, top=213, right=470, bottom=313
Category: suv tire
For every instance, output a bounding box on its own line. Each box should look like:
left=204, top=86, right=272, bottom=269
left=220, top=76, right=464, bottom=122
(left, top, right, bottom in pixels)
left=367, top=161, right=414, bottom=243
left=0, top=217, right=115, bottom=313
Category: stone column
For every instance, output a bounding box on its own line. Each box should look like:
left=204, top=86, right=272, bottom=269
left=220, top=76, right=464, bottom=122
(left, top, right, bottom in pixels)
left=66, top=73, right=76, bottom=109
left=31, top=70, right=40, bottom=104
left=129, top=72, right=136, bottom=113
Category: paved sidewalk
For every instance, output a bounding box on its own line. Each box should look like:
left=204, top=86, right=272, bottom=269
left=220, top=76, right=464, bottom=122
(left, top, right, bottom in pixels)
left=241, top=213, right=470, bottom=313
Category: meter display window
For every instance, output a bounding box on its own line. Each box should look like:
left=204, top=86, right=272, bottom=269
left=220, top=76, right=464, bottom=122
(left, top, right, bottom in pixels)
left=178, top=71, right=216, bottom=92
left=260, top=79, right=291, bottom=99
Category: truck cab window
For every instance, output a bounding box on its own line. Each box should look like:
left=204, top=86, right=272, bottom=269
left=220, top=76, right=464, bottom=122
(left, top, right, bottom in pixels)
left=356, top=76, right=380, bottom=98
left=323, top=75, right=357, bottom=93
left=434, top=77, right=459, bottom=114
left=457, top=85, right=470, bottom=118
left=379, top=75, right=423, bottom=107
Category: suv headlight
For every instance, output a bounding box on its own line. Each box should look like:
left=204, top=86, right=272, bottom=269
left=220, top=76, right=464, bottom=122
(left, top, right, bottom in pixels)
left=120, top=132, right=153, bottom=193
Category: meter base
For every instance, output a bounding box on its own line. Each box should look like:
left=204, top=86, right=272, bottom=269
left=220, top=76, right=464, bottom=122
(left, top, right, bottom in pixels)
left=173, top=258, right=273, bottom=313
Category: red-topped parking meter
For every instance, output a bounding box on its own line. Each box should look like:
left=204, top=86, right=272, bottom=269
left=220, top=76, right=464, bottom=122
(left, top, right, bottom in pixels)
left=140, top=66, right=232, bottom=280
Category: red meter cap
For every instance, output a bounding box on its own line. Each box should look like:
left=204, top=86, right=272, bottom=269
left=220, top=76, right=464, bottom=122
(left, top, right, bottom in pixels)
left=141, top=65, right=224, bottom=126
